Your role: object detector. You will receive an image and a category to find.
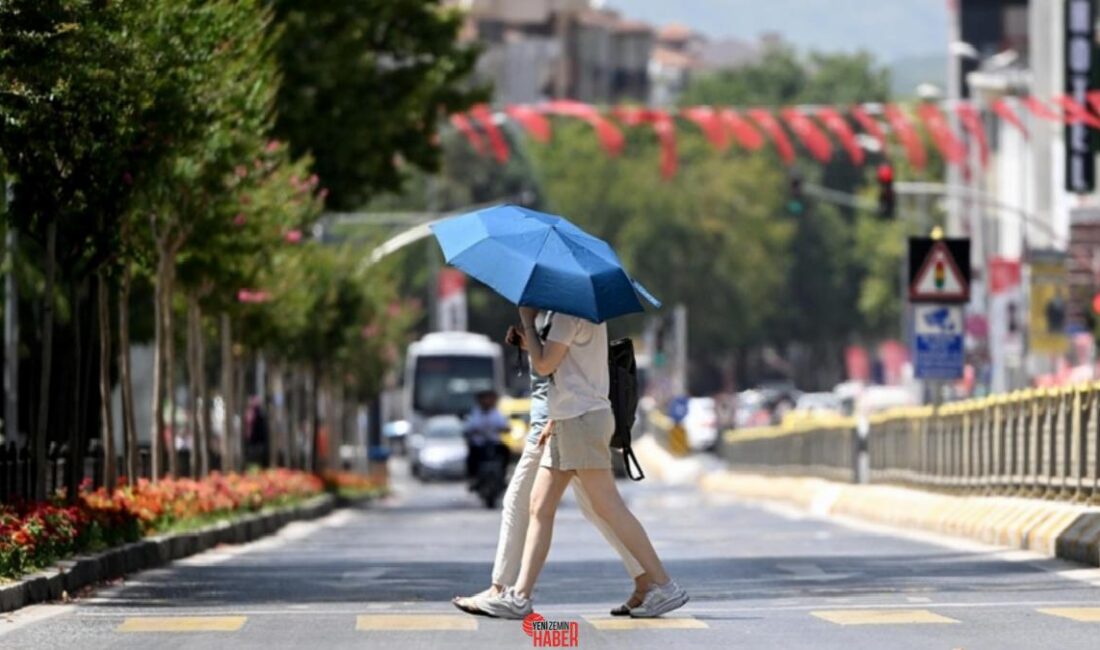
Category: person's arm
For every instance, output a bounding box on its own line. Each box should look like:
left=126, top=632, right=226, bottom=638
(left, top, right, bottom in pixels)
left=519, top=308, right=569, bottom=376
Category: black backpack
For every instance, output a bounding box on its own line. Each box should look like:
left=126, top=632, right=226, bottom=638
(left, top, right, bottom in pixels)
left=608, top=338, right=644, bottom=481
left=539, top=314, right=646, bottom=481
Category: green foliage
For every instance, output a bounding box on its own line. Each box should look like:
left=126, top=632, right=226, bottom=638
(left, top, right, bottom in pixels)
left=269, top=0, right=488, bottom=210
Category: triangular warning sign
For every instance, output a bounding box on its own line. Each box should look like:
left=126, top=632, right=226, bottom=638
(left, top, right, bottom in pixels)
left=910, top=241, right=968, bottom=301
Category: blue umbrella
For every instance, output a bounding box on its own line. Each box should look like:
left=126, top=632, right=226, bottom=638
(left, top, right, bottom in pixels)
left=429, top=204, right=660, bottom=322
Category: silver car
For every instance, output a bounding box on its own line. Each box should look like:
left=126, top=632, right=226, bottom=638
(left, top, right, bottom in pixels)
left=409, top=415, right=468, bottom=481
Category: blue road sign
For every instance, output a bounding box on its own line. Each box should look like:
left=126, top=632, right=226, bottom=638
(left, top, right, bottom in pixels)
left=912, top=304, right=964, bottom=380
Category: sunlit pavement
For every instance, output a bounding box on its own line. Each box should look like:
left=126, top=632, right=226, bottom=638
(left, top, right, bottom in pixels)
left=5, top=455, right=1100, bottom=649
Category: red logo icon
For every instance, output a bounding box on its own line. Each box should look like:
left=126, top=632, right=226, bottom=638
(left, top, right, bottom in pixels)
left=522, top=611, right=579, bottom=647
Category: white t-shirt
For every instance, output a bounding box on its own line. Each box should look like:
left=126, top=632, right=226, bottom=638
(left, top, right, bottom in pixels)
left=541, top=312, right=610, bottom=420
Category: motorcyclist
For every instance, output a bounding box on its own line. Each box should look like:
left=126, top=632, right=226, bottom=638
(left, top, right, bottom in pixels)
left=464, top=390, right=510, bottom=488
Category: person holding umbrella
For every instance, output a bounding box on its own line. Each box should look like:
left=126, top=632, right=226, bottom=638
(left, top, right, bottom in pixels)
left=431, top=205, right=687, bottom=618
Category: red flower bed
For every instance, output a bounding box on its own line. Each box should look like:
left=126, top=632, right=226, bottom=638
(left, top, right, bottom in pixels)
left=1, top=469, right=323, bottom=580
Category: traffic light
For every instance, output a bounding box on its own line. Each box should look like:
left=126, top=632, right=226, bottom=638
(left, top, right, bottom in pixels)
left=876, top=163, right=895, bottom=219
left=786, top=173, right=805, bottom=216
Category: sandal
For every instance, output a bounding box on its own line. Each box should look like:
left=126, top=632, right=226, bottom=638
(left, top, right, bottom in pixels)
left=609, top=590, right=646, bottom=616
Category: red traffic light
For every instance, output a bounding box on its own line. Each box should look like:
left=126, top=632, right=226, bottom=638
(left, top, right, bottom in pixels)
left=876, top=163, right=894, bottom=184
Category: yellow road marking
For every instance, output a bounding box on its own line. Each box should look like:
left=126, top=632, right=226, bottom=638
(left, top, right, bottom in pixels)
left=355, top=614, right=477, bottom=631
left=811, top=609, right=958, bottom=625
left=584, top=616, right=708, bottom=630
left=116, top=616, right=247, bottom=632
left=1038, top=607, right=1100, bottom=622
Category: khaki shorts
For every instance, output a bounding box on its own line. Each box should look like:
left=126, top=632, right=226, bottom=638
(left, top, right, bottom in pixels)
left=540, top=408, right=614, bottom=471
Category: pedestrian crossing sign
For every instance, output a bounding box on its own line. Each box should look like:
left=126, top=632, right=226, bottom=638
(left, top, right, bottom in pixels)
left=909, top=238, right=970, bottom=303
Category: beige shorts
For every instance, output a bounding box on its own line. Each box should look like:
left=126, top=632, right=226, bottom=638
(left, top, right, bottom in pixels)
left=540, top=408, right=614, bottom=471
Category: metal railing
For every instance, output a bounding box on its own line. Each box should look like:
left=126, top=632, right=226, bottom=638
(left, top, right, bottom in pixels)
left=720, top=383, right=1100, bottom=501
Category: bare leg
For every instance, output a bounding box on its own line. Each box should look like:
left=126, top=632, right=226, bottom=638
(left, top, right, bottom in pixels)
left=513, top=467, right=572, bottom=599
left=574, top=468, right=670, bottom=585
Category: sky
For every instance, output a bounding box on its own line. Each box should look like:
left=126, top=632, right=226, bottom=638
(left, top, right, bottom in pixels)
left=604, top=0, right=949, bottom=62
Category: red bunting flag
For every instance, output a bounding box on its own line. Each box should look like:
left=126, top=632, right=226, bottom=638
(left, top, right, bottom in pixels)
left=747, top=109, right=795, bottom=165
left=990, top=98, right=1028, bottom=138
left=681, top=106, right=730, bottom=151
left=1054, top=94, right=1100, bottom=129
left=916, top=103, right=967, bottom=165
left=719, top=108, right=765, bottom=150
left=955, top=102, right=989, bottom=168
left=781, top=107, right=833, bottom=163
left=612, top=107, right=679, bottom=179
left=543, top=100, right=625, bottom=156
left=1022, top=95, right=1062, bottom=122
left=816, top=107, right=864, bottom=165
left=504, top=104, right=552, bottom=143
left=469, top=104, right=510, bottom=163
left=883, top=104, right=927, bottom=170
left=450, top=113, right=486, bottom=155
left=849, top=105, right=887, bottom=151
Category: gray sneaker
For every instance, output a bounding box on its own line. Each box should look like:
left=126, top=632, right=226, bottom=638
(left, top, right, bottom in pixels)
left=475, top=588, right=533, bottom=620
left=629, top=580, right=688, bottom=618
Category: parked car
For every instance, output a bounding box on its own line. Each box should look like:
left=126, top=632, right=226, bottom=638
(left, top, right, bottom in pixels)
left=409, top=415, right=467, bottom=481
left=683, top=397, right=719, bottom=451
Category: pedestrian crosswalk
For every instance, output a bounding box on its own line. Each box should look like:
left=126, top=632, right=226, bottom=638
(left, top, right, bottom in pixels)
left=110, top=607, right=1100, bottom=633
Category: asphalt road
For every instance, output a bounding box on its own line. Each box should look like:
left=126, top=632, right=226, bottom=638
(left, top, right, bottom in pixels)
left=5, top=459, right=1100, bottom=649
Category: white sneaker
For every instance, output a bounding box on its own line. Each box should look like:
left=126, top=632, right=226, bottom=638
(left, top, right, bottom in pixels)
left=452, top=587, right=495, bottom=615
left=629, top=580, right=688, bottom=618
left=475, top=588, right=533, bottom=620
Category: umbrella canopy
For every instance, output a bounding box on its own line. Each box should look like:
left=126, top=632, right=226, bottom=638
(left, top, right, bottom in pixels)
left=429, top=204, right=660, bottom=323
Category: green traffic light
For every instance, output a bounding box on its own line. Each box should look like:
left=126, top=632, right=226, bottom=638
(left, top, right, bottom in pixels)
left=786, top=200, right=805, bottom=215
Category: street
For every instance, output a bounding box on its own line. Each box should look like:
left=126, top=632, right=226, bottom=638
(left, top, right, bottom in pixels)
left=4, top=461, right=1100, bottom=649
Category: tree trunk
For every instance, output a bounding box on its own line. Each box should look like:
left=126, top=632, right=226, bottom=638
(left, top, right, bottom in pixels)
left=220, top=312, right=234, bottom=473
left=310, top=364, right=321, bottom=474
left=267, top=362, right=279, bottom=468
left=66, top=280, right=84, bottom=503
left=198, top=318, right=212, bottom=474
left=186, top=294, right=202, bottom=478
left=97, top=271, right=115, bottom=490
left=34, top=220, right=56, bottom=501
left=267, top=365, right=283, bottom=468
left=150, top=254, right=165, bottom=480
left=118, top=265, right=138, bottom=482
left=287, top=366, right=300, bottom=470
left=164, top=263, right=178, bottom=477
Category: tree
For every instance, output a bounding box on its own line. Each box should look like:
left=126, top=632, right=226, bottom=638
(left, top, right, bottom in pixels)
left=268, top=0, right=488, bottom=209
left=0, top=0, right=169, bottom=495
left=130, top=0, right=282, bottom=478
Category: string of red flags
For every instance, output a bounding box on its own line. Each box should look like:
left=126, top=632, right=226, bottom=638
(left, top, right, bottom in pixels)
left=747, top=108, right=796, bottom=165
left=719, top=109, right=765, bottom=151
left=445, top=94, right=1097, bottom=180
left=955, top=103, right=988, bottom=168
left=816, top=107, right=864, bottom=165
left=883, top=104, right=927, bottom=171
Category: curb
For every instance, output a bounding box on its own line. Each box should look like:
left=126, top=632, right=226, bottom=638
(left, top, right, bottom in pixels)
left=0, top=494, right=335, bottom=613
left=701, top=472, right=1100, bottom=567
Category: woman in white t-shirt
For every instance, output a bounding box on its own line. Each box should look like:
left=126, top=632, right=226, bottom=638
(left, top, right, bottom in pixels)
left=477, top=307, right=688, bottom=620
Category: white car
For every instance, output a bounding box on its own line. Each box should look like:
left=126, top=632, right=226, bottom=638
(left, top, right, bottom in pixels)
left=409, top=416, right=468, bottom=481
left=682, top=397, right=719, bottom=451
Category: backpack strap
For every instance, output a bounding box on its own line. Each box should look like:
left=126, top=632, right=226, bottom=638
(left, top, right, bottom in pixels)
left=621, top=445, right=645, bottom=481
left=538, top=311, right=555, bottom=342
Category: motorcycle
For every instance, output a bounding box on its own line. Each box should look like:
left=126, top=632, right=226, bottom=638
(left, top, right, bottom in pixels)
left=465, top=426, right=510, bottom=509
